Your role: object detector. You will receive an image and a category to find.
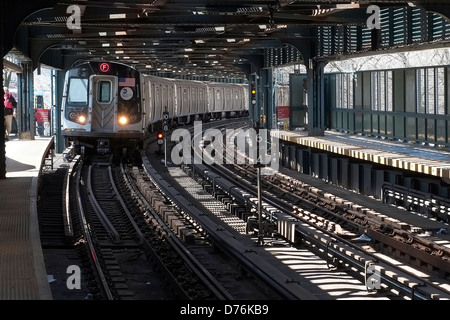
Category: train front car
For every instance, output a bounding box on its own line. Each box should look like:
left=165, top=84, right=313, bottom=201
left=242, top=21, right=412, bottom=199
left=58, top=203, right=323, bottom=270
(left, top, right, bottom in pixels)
left=61, top=61, right=145, bottom=159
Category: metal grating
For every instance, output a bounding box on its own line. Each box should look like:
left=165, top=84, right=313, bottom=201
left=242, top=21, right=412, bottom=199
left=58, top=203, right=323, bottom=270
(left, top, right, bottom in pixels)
left=264, top=45, right=302, bottom=68
left=5, top=1, right=450, bottom=78
left=316, top=6, right=450, bottom=59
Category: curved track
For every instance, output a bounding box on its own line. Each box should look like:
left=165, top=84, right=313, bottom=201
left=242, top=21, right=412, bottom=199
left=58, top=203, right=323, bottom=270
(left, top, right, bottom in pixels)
left=38, top=118, right=450, bottom=300
left=161, top=119, right=450, bottom=300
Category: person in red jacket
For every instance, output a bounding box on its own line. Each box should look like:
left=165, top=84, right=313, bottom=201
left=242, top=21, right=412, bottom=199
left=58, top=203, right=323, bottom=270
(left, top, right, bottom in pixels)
left=3, top=86, right=17, bottom=141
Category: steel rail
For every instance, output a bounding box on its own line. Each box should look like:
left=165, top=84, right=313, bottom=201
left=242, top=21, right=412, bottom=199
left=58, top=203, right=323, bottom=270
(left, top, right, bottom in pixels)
left=86, top=165, right=122, bottom=244
left=73, top=161, right=115, bottom=300
left=189, top=122, right=450, bottom=300
left=127, top=157, right=235, bottom=300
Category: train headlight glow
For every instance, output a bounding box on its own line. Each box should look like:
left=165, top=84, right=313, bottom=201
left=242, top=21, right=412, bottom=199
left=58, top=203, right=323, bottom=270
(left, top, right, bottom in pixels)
left=118, top=116, right=128, bottom=125
left=78, top=115, right=87, bottom=124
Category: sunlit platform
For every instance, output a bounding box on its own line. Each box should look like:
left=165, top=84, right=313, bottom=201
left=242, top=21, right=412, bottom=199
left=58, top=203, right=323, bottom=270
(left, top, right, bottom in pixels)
left=272, top=130, right=450, bottom=180
left=0, top=135, right=54, bottom=299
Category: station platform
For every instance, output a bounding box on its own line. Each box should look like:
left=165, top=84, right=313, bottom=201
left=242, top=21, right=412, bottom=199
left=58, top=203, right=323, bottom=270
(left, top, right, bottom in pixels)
left=271, top=129, right=450, bottom=180
left=271, top=129, right=450, bottom=233
left=0, top=134, right=54, bottom=300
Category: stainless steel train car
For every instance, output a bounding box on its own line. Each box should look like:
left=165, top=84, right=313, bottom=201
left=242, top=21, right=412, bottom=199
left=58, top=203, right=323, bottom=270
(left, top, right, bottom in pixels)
left=141, top=74, right=248, bottom=126
left=206, top=82, right=249, bottom=120
left=61, top=61, right=249, bottom=157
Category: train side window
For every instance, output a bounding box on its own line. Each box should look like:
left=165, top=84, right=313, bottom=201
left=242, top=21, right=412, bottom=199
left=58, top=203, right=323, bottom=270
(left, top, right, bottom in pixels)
left=97, top=81, right=112, bottom=103
left=68, top=78, right=88, bottom=104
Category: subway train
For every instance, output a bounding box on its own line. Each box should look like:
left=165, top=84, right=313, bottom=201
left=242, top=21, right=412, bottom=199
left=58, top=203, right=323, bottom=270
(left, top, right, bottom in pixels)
left=143, top=74, right=248, bottom=127
left=61, top=60, right=249, bottom=157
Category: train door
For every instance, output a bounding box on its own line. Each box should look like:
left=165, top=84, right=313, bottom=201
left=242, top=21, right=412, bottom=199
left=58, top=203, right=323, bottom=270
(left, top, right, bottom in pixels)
left=191, top=86, right=198, bottom=121
left=181, top=85, right=189, bottom=123
left=161, top=84, right=168, bottom=118
left=154, top=83, right=162, bottom=121
left=168, top=83, right=175, bottom=122
left=199, top=87, right=206, bottom=120
left=232, top=86, right=241, bottom=116
left=90, top=75, right=118, bottom=133
left=215, top=87, right=224, bottom=119
left=207, top=85, right=214, bottom=115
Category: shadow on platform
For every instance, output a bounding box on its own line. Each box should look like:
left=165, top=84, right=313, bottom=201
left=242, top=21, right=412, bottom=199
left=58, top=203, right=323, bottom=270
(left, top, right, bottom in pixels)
left=5, top=156, right=36, bottom=173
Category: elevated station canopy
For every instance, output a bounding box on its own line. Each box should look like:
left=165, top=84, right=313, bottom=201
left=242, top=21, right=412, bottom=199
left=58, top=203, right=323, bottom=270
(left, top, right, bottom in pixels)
left=3, top=0, right=450, bottom=80
left=1, top=1, right=450, bottom=179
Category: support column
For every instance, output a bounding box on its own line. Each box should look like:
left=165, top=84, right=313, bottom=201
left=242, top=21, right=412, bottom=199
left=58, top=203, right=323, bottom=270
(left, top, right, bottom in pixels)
left=17, top=61, right=35, bottom=138
left=249, top=65, right=271, bottom=130
left=27, top=63, right=35, bottom=138
left=17, top=72, right=27, bottom=133
left=249, top=72, right=259, bottom=127
left=263, top=68, right=275, bottom=130
left=0, top=1, right=5, bottom=179
left=245, top=54, right=264, bottom=128
left=54, top=69, right=65, bottom=153
left=307, top=59, right=328, bottom=136
left=258, top=68, right=269, bottom=129
left=0, top=69, right=5, bottom=179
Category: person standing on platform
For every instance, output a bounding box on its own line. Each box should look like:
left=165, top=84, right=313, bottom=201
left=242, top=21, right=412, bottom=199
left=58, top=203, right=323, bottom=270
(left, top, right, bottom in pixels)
left=3, top=86, right=17, bottom=141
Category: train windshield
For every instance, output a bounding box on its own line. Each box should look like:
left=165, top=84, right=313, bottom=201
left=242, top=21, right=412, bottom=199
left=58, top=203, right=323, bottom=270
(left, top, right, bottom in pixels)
left=68, top=78, right=88, bottom=104
left=97, top=81, right=112, bottom=103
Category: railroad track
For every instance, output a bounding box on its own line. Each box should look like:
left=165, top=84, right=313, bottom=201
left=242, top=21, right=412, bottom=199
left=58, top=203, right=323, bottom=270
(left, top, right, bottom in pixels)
left=39, top=118, right=450, bottom=300
left=70, top=154, right=236, bottom=300
left=163, top=119, right=450, bottom=300
left=40, top=129, right=284, bottom=300
left=228, top=162, right=450, bottom=272
left=140, top=119, right=392, bottom=299
left=225, top=126, right=450, bottom=280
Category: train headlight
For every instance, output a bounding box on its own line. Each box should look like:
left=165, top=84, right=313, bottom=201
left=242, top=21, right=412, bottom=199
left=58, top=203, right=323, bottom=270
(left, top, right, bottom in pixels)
left=78, top=115, right=87, bottom=124
left=118, top=116, right=128, bottom=125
